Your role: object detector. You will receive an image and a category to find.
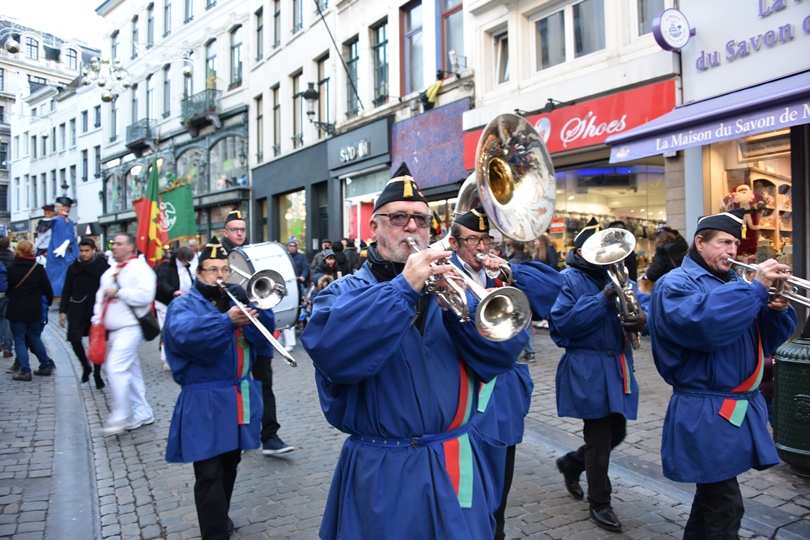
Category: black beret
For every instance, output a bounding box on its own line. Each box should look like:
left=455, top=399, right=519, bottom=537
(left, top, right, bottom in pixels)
left=42, top=204, right=55, bottom=211
left=574, top=217, right=601, bottom=249
left=199, top=236, right=229, bottom=262
left=373, top=163, right=428, bottom=212
left=454, top=205, right=490, bottom=233
left=55, top=196, right=74, bottom=207
left=695, top=208, right=747, bottom=240
left=225, top=209, right=244, bottom=225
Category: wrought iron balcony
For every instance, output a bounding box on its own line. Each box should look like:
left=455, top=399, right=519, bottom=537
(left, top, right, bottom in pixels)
left=181, top=89, right=222, bottom=133
left=125, top=118, right=157, bottom=154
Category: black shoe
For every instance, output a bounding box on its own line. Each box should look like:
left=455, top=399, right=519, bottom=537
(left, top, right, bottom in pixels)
left=33, top=367, right=53, bottom=376
left=227, top=517, right=234, bottom=536
left=81, top=363, right=92, bottom=383
left=93, top=368, right=105, bottom=390
left=590, top=505, right=622, bottom=532
left=556, top=456, right=584, bottom=500
left=12, top=371, right=32, bottom=381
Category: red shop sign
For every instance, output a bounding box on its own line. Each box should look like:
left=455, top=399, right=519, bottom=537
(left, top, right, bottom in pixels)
left=463, top=79, right=676, bottom=170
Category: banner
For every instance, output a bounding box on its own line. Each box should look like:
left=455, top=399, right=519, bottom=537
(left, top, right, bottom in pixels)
left=134, top=159, right=167, bottom=266
left=160, top=183, right=196, bottom=242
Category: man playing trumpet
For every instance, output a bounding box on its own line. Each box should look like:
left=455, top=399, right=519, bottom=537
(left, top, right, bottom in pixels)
left=302, top=164, right=528, bottom=540
left=648, top=208, right=796, bottom=538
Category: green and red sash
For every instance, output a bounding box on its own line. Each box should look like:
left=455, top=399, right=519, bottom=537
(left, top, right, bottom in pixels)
left=442, top=358, right=475, bottom=508
left=234, top=328, right=251, bottom=425
left=619, top=353, right=632, bottom=394
left=719, top=323, right=763, bottom=427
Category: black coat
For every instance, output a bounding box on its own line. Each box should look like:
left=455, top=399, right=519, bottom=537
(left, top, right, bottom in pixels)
left=60, top=255, right=109, bottom=337
left=645, top=236, right=689, bottom=282
left=7, top=258, right=53, bottom=322
left=0, top=249, right=14, bottom=268
left=156, top=255, right=193, bottom=305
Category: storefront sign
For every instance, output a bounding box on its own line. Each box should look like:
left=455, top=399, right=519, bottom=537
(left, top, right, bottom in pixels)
left=463, top=80, right=675, bottom=170
left=9, top=221, right=29, bottom=234
left=339, top=139, right=371, bottom=163
left=328, top=117, right=390, bottom=172
left=652, top=9, right=694, bottom=51
left=550, top=217, right=566, bottom=234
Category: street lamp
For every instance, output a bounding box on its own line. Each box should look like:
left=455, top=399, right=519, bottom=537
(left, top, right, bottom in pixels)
left=302, top=82, right=335, bottom=136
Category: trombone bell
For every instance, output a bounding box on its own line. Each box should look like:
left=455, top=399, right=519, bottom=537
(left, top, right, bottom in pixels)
left=247, top=269, right=287, bottom=310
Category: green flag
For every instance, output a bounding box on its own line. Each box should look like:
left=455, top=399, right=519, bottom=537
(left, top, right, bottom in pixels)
left=160, top=184, right=196, bottom=242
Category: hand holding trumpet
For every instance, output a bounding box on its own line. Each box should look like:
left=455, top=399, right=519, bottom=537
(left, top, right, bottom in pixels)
left=402, top=248, right=455, bottom=293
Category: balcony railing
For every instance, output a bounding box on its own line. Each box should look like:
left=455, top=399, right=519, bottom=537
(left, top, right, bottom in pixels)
left=126, top=118, right=156, bottom=146
left=181, top=89, right=222, bottom=130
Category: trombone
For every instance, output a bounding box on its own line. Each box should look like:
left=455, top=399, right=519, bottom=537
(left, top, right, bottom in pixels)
left=726, top=259, right=810, bottom=308
left=216, top=270, right=298, bottom=367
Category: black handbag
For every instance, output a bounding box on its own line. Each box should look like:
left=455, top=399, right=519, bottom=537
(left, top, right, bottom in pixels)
left=127, top=303, right=161, bottom=341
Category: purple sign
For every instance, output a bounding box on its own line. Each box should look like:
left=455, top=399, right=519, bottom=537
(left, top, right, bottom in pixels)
left=652, top=9, right=694, bottom=51
left=610, top=96, right=810, bottom=162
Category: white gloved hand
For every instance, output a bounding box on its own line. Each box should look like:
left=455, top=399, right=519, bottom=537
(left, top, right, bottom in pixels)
left=53, top=239, right=70, bottom=258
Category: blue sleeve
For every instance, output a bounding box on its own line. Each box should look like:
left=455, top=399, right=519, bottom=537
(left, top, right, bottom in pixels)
left=512, top=261, right=563, bottom=319
left=758, top=303, right=797, bottom=355
left=550, top=271, right=613, bottom=341
left=0, top=264, right=6, bottom=293
left=164, top=299, right=238, bottom=365
left=653, top=275, right=790, bottom=351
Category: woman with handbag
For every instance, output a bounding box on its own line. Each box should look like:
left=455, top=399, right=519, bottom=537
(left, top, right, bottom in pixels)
left=7, top=241, right=55, bottom=382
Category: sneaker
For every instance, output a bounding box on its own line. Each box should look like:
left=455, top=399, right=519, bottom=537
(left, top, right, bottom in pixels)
left=103, top=422, right=128, bottom=436
left=12, top=371, right=32, bottom=382
left=262, top=437, right=294, bottom=456
left=5, top=360, right=20, bottom=373
left=284, top=345, right=294, bottom=353
left=522, top=353, right=536, bottom=363
left=127, top=416, right=156, bottom=431
left=33, top=366, right=53, bottom=376
left=162, top=361, right=171, bottom=371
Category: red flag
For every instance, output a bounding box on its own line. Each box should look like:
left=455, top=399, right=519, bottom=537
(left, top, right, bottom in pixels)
left=134, top=158, right=167, bottom=266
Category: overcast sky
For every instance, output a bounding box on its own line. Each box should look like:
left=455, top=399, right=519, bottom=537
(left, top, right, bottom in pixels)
left=5, top=0, right=105, bottom=49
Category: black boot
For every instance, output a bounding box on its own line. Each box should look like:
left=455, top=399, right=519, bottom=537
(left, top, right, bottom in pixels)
left=93, top=365, right=105, bottom=390
left=81, top=361, right=92, bottom=383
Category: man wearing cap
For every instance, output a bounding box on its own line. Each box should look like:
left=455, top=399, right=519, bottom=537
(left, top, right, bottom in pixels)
left=447, top=205, right=563, bottom=540
left=34, top=204, right=55, bottom=263
left=92, top=233, right=156, bottom=435
left=302, top=163, right=528, bottom=540
left=163, top=237, right=273, bottom=539
left=550, top=217, right=648, bottom=533
left=46, top=196, right=79, bottom=297
left=60, top=238, right=109, bottom=389
left=648, top=208, right=796, bottom=537
left=220, top=209, right=248, bottom=253
left=309, top=239, right=333, bottom=277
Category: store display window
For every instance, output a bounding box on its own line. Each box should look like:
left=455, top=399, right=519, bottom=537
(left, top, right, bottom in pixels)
left=127, top=165, right=146, bottom=202
left=704, top=129, right=791, bottom=264
left=342, top=169, right=389, bottom=242
left=209, top=136, right=248, bottom=192
left=177, top=147, right=208, bottom=195
left=105, top=173, right=126, bottom=213
left=280, top=190, right=307, bottom=254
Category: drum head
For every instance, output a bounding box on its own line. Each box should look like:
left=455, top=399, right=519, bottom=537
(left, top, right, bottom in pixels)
left=227, top=241, right=300, bottom=329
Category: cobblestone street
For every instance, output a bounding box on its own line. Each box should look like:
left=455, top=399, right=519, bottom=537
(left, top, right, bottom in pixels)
left=0, top=313, right=808, bottom=539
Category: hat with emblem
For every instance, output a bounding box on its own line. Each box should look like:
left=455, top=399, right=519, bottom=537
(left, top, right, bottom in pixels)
left=373, top=163, right=428, bottom=212
left=574, top=217, right=601, bottom=249
left=695, top=208, right=747, bottom=240
left=224, top=209, right=244, bottom=225
left=453, top=205, right=490, bottom=233
left=198, top=236, right=229, bottom=262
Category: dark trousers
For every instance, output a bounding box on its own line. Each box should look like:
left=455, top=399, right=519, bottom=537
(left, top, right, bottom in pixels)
left=567, top=413, right=626, bottom=507
left=252, top=355, right=279, bottom=443
left=493, top=444, right=516, bottom=540
left=67, top=324, right=90, bottom=367
left=193, top=449, right=242, bottom=540
left=683, top=477, right=744, bottom=540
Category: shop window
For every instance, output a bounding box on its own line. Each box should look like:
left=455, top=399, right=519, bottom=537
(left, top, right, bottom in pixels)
left=106, top=174, right=126, bottom=213
left=178, top=147, right=208, bottom=195
left=127, top=165, right=147, bottom=202
left=705, top=129, right=792, bottom=263
left=209, top=136, right=247, bottom=191
left=280, top=190, right=307, bottom=254
left=342, top=169, right=389, bottom=241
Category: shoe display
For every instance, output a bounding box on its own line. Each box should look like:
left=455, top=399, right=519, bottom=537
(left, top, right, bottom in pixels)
left=3, top=350, right=13, bottom=358
left=12, top=371, right=32, bottom=382
left=127, top=416, right=156, bottom=431
left=556, top=456, right=584, bottom=500
left=590, top=505, right=622, bottom=532
left=262, top=436, right=294, bottom=456
left=5, top=360, right=20, bottom=373
left=33, top=366, right=53, bottom=376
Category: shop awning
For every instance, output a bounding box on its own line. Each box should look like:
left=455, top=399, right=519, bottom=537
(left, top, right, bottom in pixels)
left=607, top=70, right=810, bottom=163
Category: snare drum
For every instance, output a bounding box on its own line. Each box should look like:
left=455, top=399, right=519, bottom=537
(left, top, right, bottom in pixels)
left=227, top=241, right=300, bottom=329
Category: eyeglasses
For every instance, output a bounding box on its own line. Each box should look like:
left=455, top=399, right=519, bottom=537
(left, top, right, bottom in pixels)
left=226, top=227, right=247, bottom=234
left=200, top=266, right=231, bottom=276
left=374, top=212, right=432, bottom=228
left=457, top=235, right=494, bottom=246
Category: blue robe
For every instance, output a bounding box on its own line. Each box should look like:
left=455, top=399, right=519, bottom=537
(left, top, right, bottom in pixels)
left=648, top=256, right=796, bottom=483
left=550, top=264, right=642, bottom=421
left=46, top=216, right=78, bottom=297
left=163, top=284, right=274, bottom=463
left=301, top=264, right=527, bottom=540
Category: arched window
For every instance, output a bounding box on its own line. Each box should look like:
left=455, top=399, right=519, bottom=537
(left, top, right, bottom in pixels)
left=127, top=165, right=146, bottom=202
left=66, top=49, right=78, bottom=70
left=178, top=147, right=208, bottom=195
left=230, top=26, right=243, bottom=87
left=25, top=37, right=39, bottom=60
left=105, top=174, right=126, bottom=213
left=209, top=136, right=246, bottom=192
left=205, top=40, right=217, bottom=88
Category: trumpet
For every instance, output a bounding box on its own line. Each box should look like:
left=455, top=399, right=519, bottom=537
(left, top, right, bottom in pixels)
left=407, top=238, right=531, bottom=342
left=216, top=274, right=298, bottom=367
left=476, top=253, right=513, bottom=285
left=581, top=228, right=643, bottom=350
left=726, top=259, right=810, bottom=308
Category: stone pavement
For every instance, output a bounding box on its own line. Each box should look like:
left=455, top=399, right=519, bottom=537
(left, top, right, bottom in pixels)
left=0, top=311, right=808, bottom=540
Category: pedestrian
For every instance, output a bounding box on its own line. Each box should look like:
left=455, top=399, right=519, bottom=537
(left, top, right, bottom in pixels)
left=447, top=206, right=562, bottom=540
left=92, top=233, right=156, bottom=435
left=220, top=209, right=248, bottom=252
left=638, top=226, right=688, bottom=294
left=155, top=246, right=195, bottom=370
left=301, top=163, right=528, bottom=539
left=507, top=240, right=532, bottom=264
left=330, top=239, right=351, bottom=276
left=343, top=239, right=359, bottom=273
left=550, top=217, right=647, bottom=533
left=46, top=196, right=79, bottom=297
left=311, top=249, right=339, bottom=285
left=283, top=238, right=309, bottom=352
left=0, top=236, right=15, bottom=363
left=6, top=240, right=55, bottom=381
left=648, top=208, right=796, bottom=538
left=59, top=238, right=109, bottom=389
left=187, top=238, right=200, bottom=275
left=533, top=233, right=559, bottom=271
left=163, top=237, right=273, bottom=539
left=309, top=239, right=332, bottom=276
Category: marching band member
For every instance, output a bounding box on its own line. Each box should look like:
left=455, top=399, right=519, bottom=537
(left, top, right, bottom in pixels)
left=648, top=209, right=796, bottom=538
left=301, top=164, right=527, bottom=540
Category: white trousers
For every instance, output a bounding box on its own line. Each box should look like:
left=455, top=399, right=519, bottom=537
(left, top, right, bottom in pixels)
left=281, top=327, right=296, bottom=348
left=105, top=325, right=153, bottom=426
left=156, top=301, right=168, bottom=362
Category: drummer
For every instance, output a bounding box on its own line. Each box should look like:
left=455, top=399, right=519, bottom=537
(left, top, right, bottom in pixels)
left=218, top=208, right=295, bottom=457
